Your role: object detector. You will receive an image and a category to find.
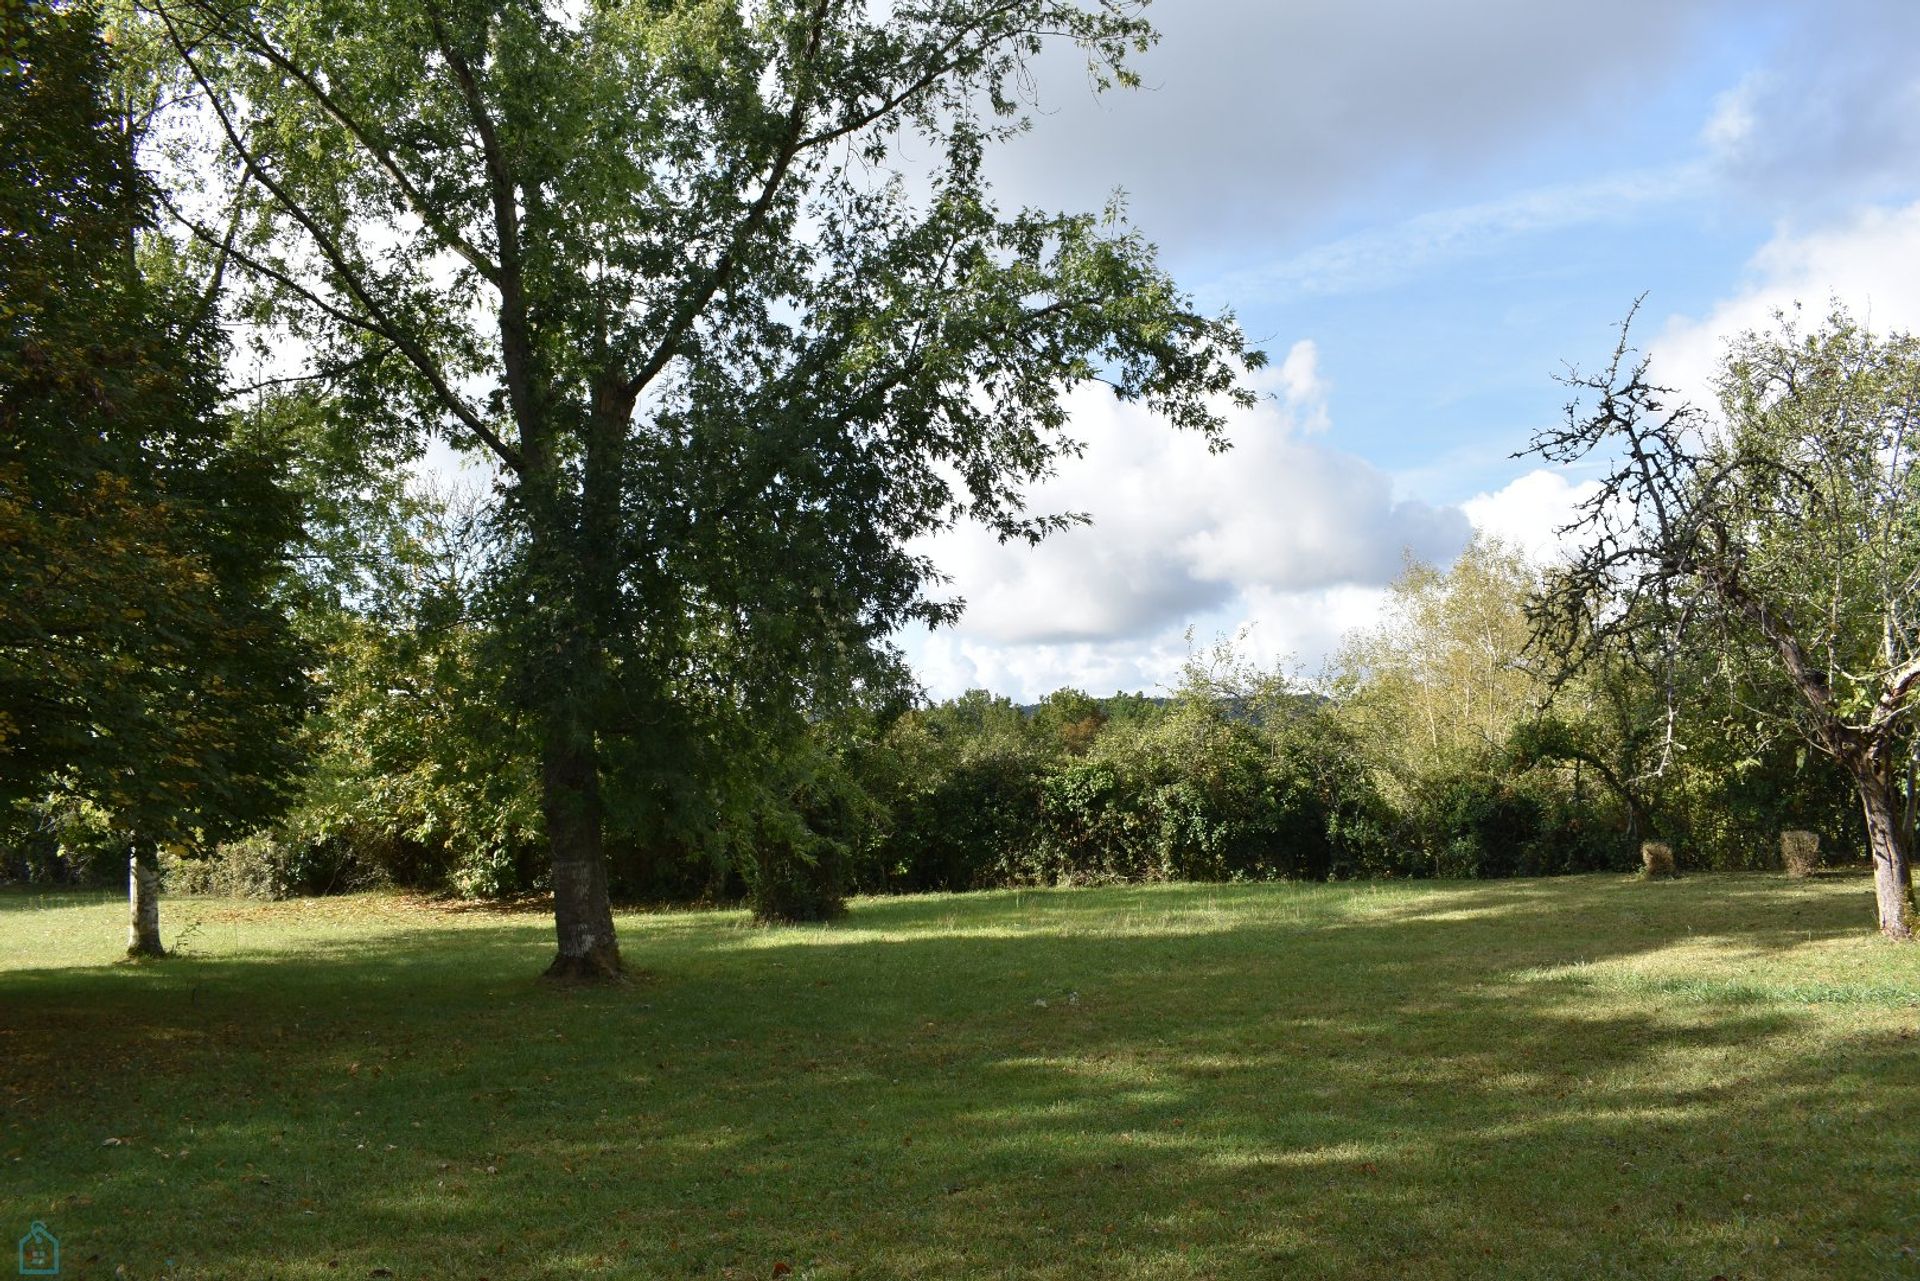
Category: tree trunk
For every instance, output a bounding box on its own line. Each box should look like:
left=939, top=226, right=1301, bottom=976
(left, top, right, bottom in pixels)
left=537, top=381, right=633, bottom=982
left=541, top=710, right=623, bottom=980
left=1902, top=748, right=1917, bottom=869
left=126, top=844, right=164, bottom=957
left=1857, top=769, right=1914, bottom=941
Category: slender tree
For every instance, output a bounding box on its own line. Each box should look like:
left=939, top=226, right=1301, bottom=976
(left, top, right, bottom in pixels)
left=1335, top=535, right=1542, bottom=777
left=144, top=0, right=1261, bottom=978
left=1531, top=304, right=1920, bottom=939
left=0, top=0, right=306, bottom=953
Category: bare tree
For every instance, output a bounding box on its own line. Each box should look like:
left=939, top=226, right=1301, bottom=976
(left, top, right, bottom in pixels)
left=1529, top=302, right=1920, bottom=939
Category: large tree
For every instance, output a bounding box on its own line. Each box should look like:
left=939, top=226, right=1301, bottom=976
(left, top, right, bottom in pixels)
left=1532, top=304, right=1920, bottom=939
left=0, top=0, right=306, bottom=953
left=145, top=0, right=1260, bottom=977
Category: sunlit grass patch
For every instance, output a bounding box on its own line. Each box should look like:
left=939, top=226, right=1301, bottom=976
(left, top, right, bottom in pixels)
left=4, top=872, right=1918, bottom=1279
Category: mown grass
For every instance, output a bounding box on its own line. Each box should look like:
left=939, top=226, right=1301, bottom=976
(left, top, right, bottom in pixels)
left=3, top=873, right=1918, bottom=1279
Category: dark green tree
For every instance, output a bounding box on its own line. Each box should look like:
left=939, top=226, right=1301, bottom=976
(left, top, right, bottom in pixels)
left=0, top=0, right=306, bottom=953
left=148, top=0, right=1262, bottom=977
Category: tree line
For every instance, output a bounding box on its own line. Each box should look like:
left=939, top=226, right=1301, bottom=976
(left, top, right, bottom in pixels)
left=4, top=1, right=1915, bottom=965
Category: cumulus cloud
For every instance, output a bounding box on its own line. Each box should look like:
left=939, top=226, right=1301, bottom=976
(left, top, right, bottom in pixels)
left=901, top=391, right=1644, bottom=702
left=1461, top=470, right=1604, bottom=565
left=896, top=346, right=1483, bottom=699
left=1655, top=200, right=1920, bottom=401
left=914, top=355, right=1467, bottom=650
left=902, top=583, right=1397, bottom=702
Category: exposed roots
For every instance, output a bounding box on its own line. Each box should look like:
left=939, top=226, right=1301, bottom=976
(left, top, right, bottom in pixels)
left=542, top=949, right=627, bottom=984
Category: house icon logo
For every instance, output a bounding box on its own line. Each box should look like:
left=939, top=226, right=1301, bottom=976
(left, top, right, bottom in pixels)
left=17, top=1221, right=57, bottom=1276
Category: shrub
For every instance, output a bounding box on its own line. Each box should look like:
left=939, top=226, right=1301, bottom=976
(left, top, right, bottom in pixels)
left=857, top=707, right=1046, bottom=892
left=1409, top=770, right=1541, bottom=878
left=1032, top=710, right=1286, bottom=885
left=1640, top=840, right=1676, bottom=879
left=1650, top=739, right=1858, bottom=872
left=742, top=836, right=845, bottom=924
left=166, top=832, right=365, bottom=900
left=1781, top=829, right=1821, bottom=878
left=735, top=734, right=883, bottom=924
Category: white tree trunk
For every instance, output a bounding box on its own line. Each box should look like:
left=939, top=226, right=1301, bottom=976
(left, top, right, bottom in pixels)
left=127, top=846, right=164, bottom=957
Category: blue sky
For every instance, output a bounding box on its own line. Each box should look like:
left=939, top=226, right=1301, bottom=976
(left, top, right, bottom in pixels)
left=896, top=0, right=1920, bottom=701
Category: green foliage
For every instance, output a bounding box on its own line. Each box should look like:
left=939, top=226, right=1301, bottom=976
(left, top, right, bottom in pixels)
left=1335, top=535, right=1542, bottom=790
left=144, top=0, right=1264, bottom=964
left=1027, top=687, right=1108, bottom=755
left=1402, top=764, right=1616, bottom=879
left=851, top=647, right=1391, bottom=893
left=164, top=830, right=360, bottom=900
left=0, top=1, right=306, bottom=852
left=732, top=746, right=867, bottom=925
left=0, top=794, right=123, bottom=887
left=1651, top=728, right=1859, bottom=873
left=1034, top=705, right=1289, bottom=884
left=268, top=488, right=544, bottom=897
left=857, top=691, right=1049, bottom=892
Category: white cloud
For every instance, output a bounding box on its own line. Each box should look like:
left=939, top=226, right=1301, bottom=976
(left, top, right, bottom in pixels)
left=900, top=360, right=1475, bottom=699
left=901, top=583, right=1397, bottom=702
left=1461, top=469, right=1603, bottom=565
left=1270, top=339, right=1333, bottom=432
left=1655, top=199, right=1920, bottom=401
left=917, top=375, right=1467, bottom=645
left=1701, top=75, right=1764, bottom=160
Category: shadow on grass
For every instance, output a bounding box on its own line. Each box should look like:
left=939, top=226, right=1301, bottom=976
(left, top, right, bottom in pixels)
left=3, top=873, right=1915, bottom=1280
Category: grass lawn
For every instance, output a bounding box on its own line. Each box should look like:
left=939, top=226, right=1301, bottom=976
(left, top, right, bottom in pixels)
left=3, top=873, right=1919, bottom=1279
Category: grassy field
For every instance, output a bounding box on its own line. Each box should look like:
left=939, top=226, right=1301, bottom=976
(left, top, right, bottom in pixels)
left=3, top=874, right=1918, bottom=1280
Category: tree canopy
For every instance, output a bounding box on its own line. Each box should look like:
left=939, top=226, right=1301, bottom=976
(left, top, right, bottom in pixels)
left=1, top=0, right=305, bottom=850
left=146, top=0, right=1263, bottom=976
left=1531, top=304, right=1920, bottom=938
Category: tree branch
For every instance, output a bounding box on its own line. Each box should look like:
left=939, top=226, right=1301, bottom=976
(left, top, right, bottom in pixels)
left=153, top=4, right=523, bottom=474
left=424, top=1, right=539, bottom=463
left=620, top=0, right=833, bottom=402
left=175, top=0, right=503, bottom=287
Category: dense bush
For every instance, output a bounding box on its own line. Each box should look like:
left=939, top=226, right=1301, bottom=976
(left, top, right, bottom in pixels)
left=857, top=705, right=1047, bottom=893
left=1403, top=762, right=1636, bottom=880
left=736, top=745, right=877, bottom=924
left=1650, top=738, right=1858, bottom=873
left=851, top=683, right=1395, bottom=893
left=0, top=796, right=123, bottom=887
left=165, top=832, right=365, bottom=900
left=1032, top=708, right=1326, bottom=884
